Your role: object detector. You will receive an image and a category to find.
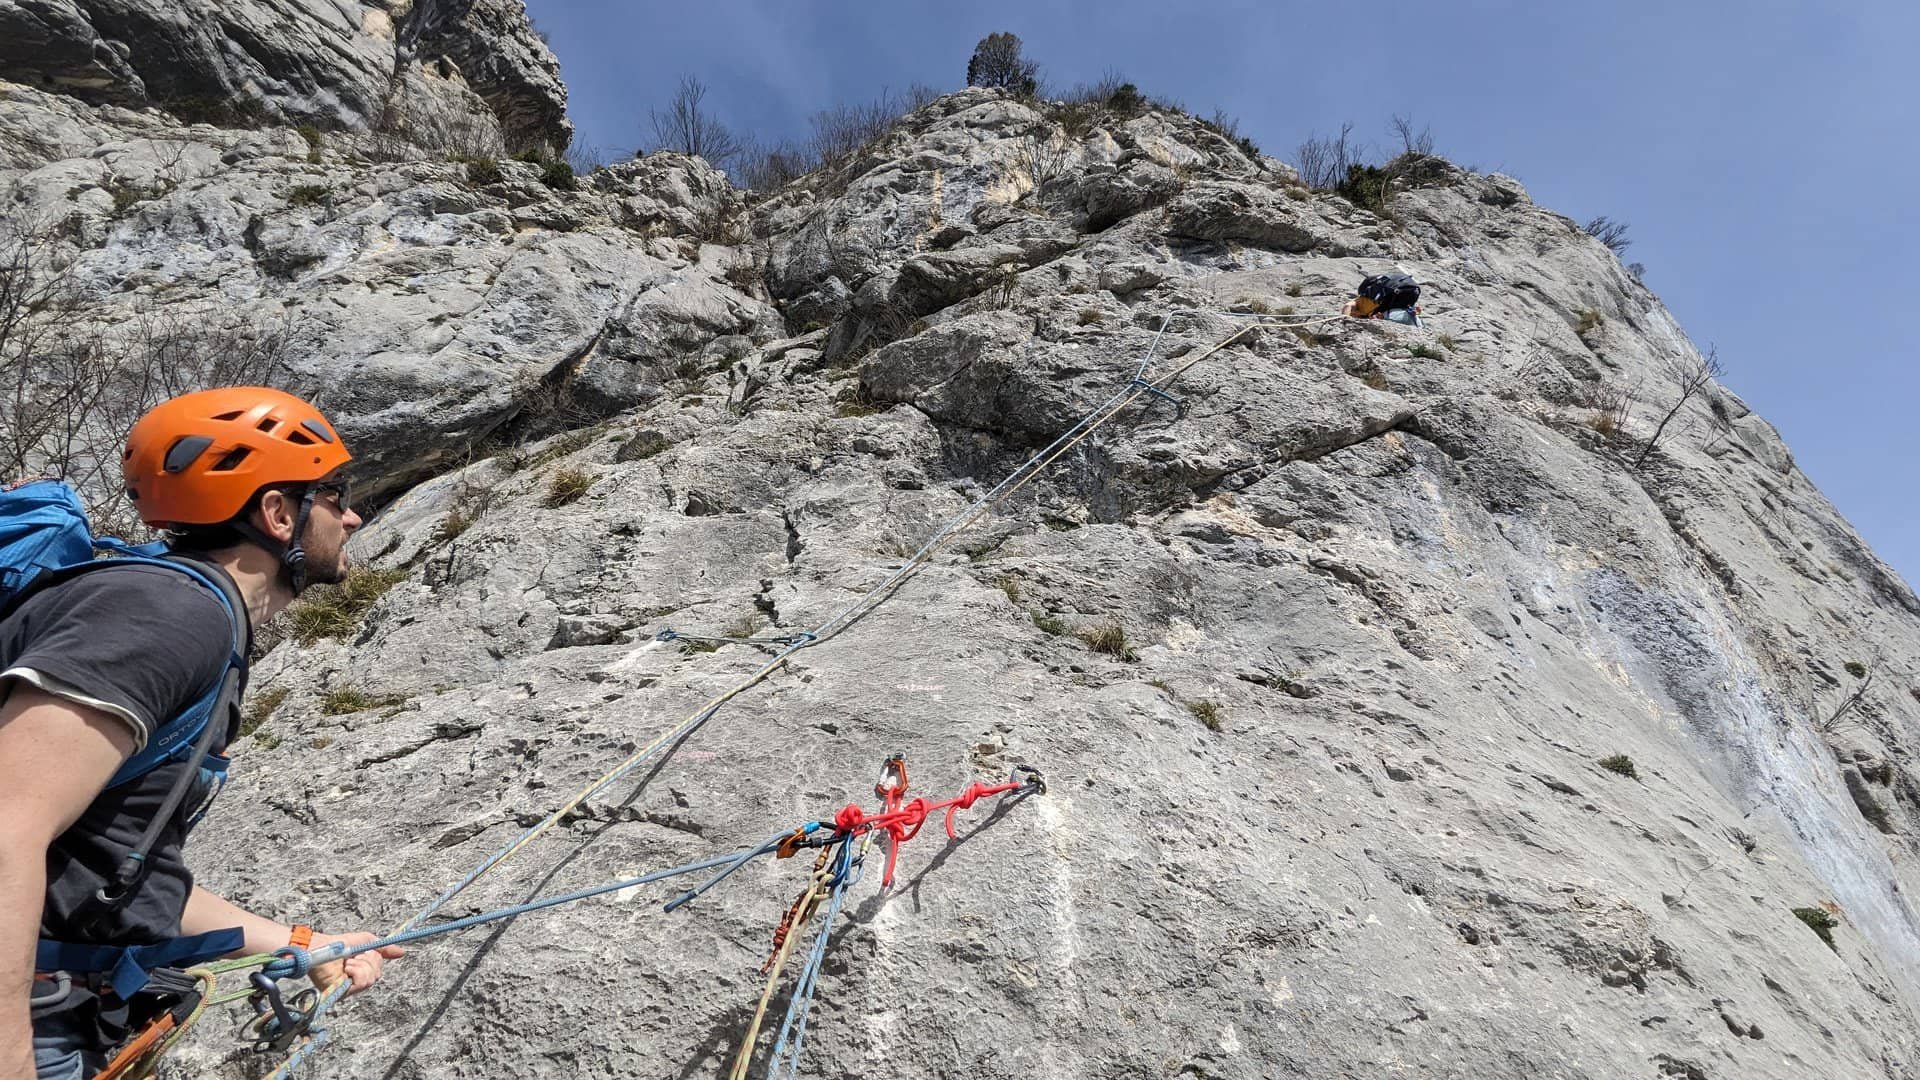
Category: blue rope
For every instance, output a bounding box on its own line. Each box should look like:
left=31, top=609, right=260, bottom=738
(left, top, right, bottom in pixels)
left=425, top=313, right=1201, bottom=939
left=273, top=833, right=797, bottom=980
left=264, top=1024, right=331, bottom=1080
left=767, top=839, right=866, bottom=1079
left=656, top=628, right=817, bottom=648
left=664, top=823, right=821, bottom=913
left=259, top=830, right=794, bottom=1076
left=269, top=307, right=1254, bottom=1076
left=1126, top=376, right=1182, bottom=409
left=653, top=312, right=1194, bottom=655
left=399, top=661, right=808, bottom=932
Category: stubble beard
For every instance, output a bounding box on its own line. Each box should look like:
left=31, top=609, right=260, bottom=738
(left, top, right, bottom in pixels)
left=303, top=541, right=352, bottom=586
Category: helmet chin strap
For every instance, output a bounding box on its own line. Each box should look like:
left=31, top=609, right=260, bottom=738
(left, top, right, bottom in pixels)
left=235, top=488, right=318, bottom=596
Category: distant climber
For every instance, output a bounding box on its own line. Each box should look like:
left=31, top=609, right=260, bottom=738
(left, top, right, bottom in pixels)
left=1345, top=271, right=1423, bottom=327
left=1, top=388, right=403, bottom=1080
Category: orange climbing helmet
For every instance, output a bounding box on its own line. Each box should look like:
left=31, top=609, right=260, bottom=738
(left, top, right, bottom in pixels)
left=123, top=387, right=351, bottom=528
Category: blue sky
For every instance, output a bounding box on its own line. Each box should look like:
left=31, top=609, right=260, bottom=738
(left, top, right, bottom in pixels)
left=528, top=0, right=1917, bottom=588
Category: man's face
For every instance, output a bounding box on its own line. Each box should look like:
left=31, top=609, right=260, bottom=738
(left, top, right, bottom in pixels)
left=300, top=478, right=362, bottom=586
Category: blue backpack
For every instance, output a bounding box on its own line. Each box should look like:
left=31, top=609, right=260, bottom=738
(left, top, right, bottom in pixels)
left=3, top=479, right=248, bottom=965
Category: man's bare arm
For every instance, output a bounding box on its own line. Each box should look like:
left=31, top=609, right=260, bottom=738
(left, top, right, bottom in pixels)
left=181, top=889, right=403, bottom=996
left=0, top=684, right=135, bottom=1080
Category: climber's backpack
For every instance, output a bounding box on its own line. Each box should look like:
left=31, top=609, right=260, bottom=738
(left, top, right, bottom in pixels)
left=1358, top=272, right=1421, bottom=312
left=1, top=478, right=246, bottom=945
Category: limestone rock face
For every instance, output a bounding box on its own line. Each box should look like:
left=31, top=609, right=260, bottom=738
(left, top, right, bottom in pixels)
left=6, top=71, right=1920, bottom=1080
left=0, top=83, right=754, bottom=496
left=0, top=0, right=568, bottom=150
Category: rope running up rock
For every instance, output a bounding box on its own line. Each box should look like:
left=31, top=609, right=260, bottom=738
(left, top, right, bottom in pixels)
left=237, top=307, right=1337, bottom=1076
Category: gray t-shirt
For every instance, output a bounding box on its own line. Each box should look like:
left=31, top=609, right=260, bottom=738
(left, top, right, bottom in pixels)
left=0, top=558, right=247, bottom=945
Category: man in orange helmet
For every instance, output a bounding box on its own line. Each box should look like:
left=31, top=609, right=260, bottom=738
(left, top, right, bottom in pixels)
left=0, top=388, right=403, bottom=1080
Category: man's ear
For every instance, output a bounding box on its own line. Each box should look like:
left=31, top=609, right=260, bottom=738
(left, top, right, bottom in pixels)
left=253, top=487, right=299, bottom=544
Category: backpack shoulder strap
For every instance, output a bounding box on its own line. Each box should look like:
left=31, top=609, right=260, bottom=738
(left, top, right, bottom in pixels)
left=70, top=552, right=248, bottom=927
left=93, top=553, right=246, bottom=787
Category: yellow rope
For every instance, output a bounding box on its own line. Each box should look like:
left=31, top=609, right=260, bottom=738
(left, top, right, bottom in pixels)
left=248, top=307, right=1333, bottom=1076
left=409, top=316, right=1279, bottom=911
left=728, top=831, right=878, bottom=1079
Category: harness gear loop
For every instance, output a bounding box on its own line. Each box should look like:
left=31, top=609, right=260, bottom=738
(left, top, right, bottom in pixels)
left=90, top=995, right=196, bottom=1080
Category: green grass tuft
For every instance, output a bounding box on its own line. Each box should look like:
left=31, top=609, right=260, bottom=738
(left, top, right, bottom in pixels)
left=434, top=508, right=473, bottom=544
left=1187, top=699, right=1224, bottom=732
left=1791, top=906, right=1840, bottom=951
left=287, top=184, right=331, bottom=207
left=287, top=567, right=407, bottom=645
left=1078, top=621, right=1138, bottom=661
left=320, top=687, right=408, bottom=716
left=240, top=686, right=288, bottom=738
left=296, top=124, right=324, bottom=163
left=543, top=466, right=594, bottom=508
left=540, top=159, right=578, bottom=191
left=1598, top=754, right=1638, bottom=779
left=834, top=387, right=886, bottom=418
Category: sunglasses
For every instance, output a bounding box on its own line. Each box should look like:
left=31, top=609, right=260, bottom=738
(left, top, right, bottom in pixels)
left=310, top=478, right=352, bottom=512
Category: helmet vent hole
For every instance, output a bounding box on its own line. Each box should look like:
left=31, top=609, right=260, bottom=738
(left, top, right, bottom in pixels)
left=212, top=410, right=244, bottom=421
left=209, top=447, right=252, bottom=472
left=162, top=435, right=215, bottom=474
left=255, top=417, right=279, bottom=433
left=287, top=430, right=315, bottom=445
left=299, top=420, right=336, bottom=445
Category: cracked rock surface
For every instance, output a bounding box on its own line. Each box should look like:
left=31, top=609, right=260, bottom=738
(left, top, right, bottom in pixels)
left=0, top=0, right=568, bottom=151
left=5, top=64, right=1920, bottom=1080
